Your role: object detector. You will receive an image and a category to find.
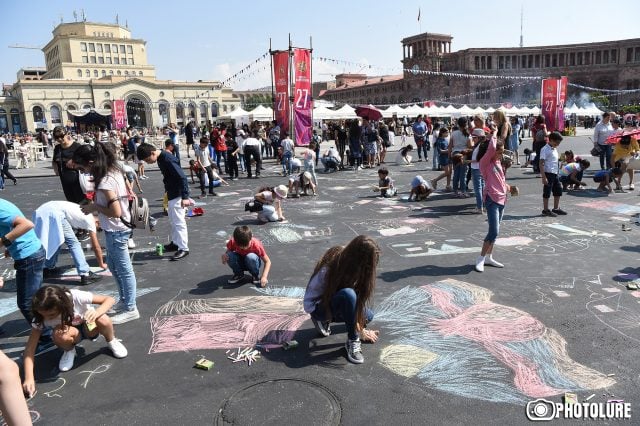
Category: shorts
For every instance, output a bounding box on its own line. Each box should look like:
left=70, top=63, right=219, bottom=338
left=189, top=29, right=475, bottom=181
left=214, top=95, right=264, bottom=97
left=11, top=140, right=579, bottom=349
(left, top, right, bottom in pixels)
left=438, top=155, right=450, bottom=166
left=543, top=173, right=562, bottom=198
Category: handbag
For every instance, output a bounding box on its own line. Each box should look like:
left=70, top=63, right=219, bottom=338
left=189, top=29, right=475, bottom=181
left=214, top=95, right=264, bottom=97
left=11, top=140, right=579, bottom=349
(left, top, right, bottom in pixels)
left=591, top=145, right=603, bottom=157
left=244, top=199, right=263, bottom=212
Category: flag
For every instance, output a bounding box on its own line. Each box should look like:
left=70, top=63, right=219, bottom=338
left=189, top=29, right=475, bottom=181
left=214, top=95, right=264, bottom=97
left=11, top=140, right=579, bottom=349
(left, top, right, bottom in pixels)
left=417, top=7, right=421, bottom=21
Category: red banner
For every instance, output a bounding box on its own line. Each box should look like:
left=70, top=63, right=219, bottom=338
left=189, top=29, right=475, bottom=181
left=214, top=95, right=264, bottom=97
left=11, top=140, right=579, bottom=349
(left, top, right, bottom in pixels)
left=556, top=76, right=568, bottom=132
left=541, top=78, right=558, bottom=131
left=112, top=100, right=126, bottom=130
left=293, top=48, right=313, bottom=146
left=272, top=51, right=290, bottom=136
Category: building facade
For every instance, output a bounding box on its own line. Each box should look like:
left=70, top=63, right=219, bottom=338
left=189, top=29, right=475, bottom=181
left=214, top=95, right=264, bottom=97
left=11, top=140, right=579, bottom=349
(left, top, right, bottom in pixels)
left=320, top=32, right=640, bottom=108
left=0, top=21, right=241, bottom=133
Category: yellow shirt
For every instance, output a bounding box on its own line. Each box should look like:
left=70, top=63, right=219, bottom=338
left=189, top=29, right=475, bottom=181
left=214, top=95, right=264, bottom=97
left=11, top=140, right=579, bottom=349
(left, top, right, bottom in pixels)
left=612, top=137, right=639, bottom=163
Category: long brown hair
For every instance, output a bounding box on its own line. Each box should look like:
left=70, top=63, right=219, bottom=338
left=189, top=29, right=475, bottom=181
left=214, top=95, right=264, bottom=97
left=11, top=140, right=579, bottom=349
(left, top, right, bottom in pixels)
left=322, top=235, right=380, bottom=328
left=31, top=285, right=74, bottom=327
left=311, top=245, right=343, bottom=278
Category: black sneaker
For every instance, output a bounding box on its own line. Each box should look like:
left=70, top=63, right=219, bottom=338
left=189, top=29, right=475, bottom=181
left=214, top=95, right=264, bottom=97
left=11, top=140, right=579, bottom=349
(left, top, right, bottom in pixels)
left=552, top=208, right=567, bottom=215
left=311, top=317, right=331, bottom=337
left=80, top=272, right=103, bottom=286
left=43, top=267, right=60, bottom=278
left=209, top=191, right=218, bottom=196
left=227, top=274, right=245, bottom=284
left=164, top=242, right=179, bottom=252
left=542, top=209, right=557, bottom=217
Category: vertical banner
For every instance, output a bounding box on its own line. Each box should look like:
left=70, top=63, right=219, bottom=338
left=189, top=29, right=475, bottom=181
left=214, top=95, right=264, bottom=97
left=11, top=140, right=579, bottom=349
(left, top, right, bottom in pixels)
left=272, top=51, right=290, bottom=136
left=293, top=48, right=313, bottom=146
left=112, top=100, right=126, bottom=130
left=556, top=76, right=568, bottom=132
left=541, top=78, right=558, bottom=131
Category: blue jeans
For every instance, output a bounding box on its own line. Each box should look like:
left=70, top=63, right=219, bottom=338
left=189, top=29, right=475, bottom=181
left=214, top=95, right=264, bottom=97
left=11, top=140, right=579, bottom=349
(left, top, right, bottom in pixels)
left=471, top=168, right=485, bottom=210
left=598, top=144, right=612, bottom=169
left=44, top=219, right=90, bottom=275
left=226, top=251, right=261, bottom=277
left=310, top=288, right=374, bottom=340
left=15, top=246, right=45, bottom=324
left=416, top=142, right=428, bottom=160
left=105, top=230, right=137, bottom=311
left=485, top=196, right=505, bottom=243
left=453, top=162, right=468, bottom=192
left=432, top=151, right=439, bottom=170
left=282, top=151, right=293, bottom=175
left=258, top=205, right=279, bottom=222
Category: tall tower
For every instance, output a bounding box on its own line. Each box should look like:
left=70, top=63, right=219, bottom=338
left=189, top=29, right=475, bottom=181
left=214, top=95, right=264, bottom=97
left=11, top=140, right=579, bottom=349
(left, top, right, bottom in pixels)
left=519, top=5, right=524, bottom=48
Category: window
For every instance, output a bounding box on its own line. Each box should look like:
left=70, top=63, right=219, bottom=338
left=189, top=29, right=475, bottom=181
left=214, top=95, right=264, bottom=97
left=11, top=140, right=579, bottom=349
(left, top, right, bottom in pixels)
left=535, top=54, right=540, bottom=67
left=93, top=70, right=98, bottom=77
left=77, top=69, right=82, bottom=77
left=101, top=70, right=106, bottom=77
left=112, top=44, right=118, bottom=53
left=117, top=70, right=121, bottom=75
left=138, top=71, right=143, bottom=76
left=106, top=57, right=112, bottom=64
left=603, top=50, right=609, bottom=64
left=85, top=69, right=90, bottom=77
left=109, top=70, right=114, bottom=75
left=512, top=55, right=517, bottom=68
left=127, top=45, right=133, bottom=54
left=90, top=56, right=96, bottom=64
left=635, top=47, right=640, bottom=62
left=105, top=44, right=110, bottom=54
left=487, top=56, right=492, bottom=69
left=32, top=106, right=44, bottom=123
left=98, top=57, right=104, bottom=64
left=50, top=105, right=61, bottom=124
left=552, top=54, right=557, bottom=67
left=627, top=48, right=633, bottom=62
left=88, top=43, right=95, bottom=52
left=506, top=56, right=511, bottom=69
left=611, top=50, right=617, bottom=63
left=82, top=56, right=88, bottom=63
left=577, top=52, right=583, bottom=65
left=480, top=56, right=486, bottom=70
left=545, top=54, right=550, bottom=67
left=120, top=45, right=125, bottom=54
left=114, top=57, right=119, bottom=64
left=595, top=51, right=601, bottom=64
left=559, top=54, right=564, bottom=67
left=498, top=56, right=504, bottom=69
left=569, top=52, right=575, bottom=66
left=97, top=44, right=103, bottom=53
left=124, top=71, right=129, bottom=76
left=122, top=58, right=127, bottom=65
left=80, top=42, right=87, bottom=52
left=474, top=56, right=480, bottom=70
left=528, top=54, right=533, bottom=68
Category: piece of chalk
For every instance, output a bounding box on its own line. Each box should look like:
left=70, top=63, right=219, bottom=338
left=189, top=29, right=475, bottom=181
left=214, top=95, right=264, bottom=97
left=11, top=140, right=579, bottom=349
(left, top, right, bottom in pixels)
left=607, top=373, right=616, bottom=377
left=585, top=394, right=596, bottom=401
left=86, top=322, right=96, bottom=331
left=194, top=358, right=214, bottom=370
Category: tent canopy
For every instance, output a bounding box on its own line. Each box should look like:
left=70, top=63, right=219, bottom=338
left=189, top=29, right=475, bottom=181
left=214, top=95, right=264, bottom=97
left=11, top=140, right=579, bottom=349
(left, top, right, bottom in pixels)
left=248, top=105, right=273, bottom=121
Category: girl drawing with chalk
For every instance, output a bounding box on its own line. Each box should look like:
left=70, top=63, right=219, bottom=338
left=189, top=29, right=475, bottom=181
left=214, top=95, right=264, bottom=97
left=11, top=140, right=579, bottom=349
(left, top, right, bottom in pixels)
left=303, top=236, right=381, bottom=364
left=22, top=285, right=128, bottom=396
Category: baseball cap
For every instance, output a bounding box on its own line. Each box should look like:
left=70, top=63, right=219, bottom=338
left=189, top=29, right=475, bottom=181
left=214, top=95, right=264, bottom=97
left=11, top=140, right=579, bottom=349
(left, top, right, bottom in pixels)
left=471, top=128, right=485, bottom=137
left=237, top=129, right=245, bottom=136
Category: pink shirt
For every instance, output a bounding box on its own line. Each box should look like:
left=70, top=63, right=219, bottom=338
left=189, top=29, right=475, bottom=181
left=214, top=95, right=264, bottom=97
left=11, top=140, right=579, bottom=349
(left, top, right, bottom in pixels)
left=479, top=137, right=507, bottom=205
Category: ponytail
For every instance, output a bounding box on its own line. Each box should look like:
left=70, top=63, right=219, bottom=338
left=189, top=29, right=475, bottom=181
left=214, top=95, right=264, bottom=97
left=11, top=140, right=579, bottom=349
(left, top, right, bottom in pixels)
left=72, top=142, right=117, bottom=189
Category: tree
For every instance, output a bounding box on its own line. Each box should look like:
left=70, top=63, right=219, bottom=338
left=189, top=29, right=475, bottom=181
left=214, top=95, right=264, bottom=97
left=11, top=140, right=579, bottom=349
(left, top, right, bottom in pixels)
left=588, top=92, right=610, bottom=109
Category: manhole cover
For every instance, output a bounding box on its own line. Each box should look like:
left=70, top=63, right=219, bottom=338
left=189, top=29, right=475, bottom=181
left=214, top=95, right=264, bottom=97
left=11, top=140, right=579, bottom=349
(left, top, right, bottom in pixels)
left=216, top=378, right=341, bottom=425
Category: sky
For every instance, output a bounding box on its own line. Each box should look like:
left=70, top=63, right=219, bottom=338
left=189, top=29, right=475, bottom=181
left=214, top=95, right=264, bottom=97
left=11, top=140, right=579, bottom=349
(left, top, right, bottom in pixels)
left=1, top=0, right=637, bottom=90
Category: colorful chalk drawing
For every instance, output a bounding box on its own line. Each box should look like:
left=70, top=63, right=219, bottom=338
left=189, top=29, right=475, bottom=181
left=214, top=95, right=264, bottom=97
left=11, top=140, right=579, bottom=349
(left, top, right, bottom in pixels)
left=387, top=239, right=477, bottom=257
left=576, top=200, right=640, bottom=215
left=148, top=294, right=308, bottom=353
left=375, top=279, right=615, bottom=403
left=505, top=274, right=640, bottom=345
left=344, top=218, right=446, bottom=238
left=472, top=220, right=628, bottom=255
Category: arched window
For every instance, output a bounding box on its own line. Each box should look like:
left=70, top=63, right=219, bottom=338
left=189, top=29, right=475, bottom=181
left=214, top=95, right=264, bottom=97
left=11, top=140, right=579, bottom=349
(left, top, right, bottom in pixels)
left=32, top=106, right=44, bottom=123
left=109, top=70, right=114, bottom=75
left=159, top=102, right=169, bottom=126
left=188, top=103, right=196, bottom=119
left=138, top=71, right=143, bottom=76
left=199, top=103, right=207, bottom=119
left=77, top=69, right=82, bottom=77
left=176, top=103, right=184, bottom=121
left=211, top=102, right=218, bottom=117
left=85, top=69, right=90, bottom=77
left=222, top=105, right=228, bottom=113
left=117, top=70, right=121, bottom=76
left=10, top=108, right=21, bottom=133
left=0, top=108, right=8, bottom=133
left=50, top=105, right=62, bottom=124
left=93, top=70, right=98, bottom=77
left=82, top=104, right=92, bottom=110
left=124, top=71, right=129, bottom=76
left=101, top=70, right=106, bottom=77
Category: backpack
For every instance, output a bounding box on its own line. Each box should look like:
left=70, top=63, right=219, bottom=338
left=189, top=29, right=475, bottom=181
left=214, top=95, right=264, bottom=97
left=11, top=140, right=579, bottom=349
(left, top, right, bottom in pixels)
left=121, top=195, right=153, bottom=231
left=535, top=129, right=546, bottom=143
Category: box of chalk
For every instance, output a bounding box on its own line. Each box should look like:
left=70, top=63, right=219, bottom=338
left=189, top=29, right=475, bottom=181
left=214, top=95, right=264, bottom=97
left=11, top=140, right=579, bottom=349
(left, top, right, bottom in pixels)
left=195, top=358, right=214, bottom=370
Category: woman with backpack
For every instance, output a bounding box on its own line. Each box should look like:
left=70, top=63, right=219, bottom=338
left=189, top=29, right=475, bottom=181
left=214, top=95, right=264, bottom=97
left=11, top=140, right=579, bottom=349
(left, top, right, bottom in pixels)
left=71, top=142, right=140, bottom=325
left=531, top=115, right=548, bottom=175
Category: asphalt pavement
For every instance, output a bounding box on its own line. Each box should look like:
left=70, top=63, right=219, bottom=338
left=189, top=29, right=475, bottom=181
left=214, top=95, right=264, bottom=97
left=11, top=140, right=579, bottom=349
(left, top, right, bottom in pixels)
left=0, top=130, right=638, bottom=425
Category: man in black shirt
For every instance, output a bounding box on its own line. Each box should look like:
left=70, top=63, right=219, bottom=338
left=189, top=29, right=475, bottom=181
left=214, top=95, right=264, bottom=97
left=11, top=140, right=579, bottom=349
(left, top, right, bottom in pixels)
left=137, top=140, right=191, bottom=261
left=51, top=126, right=84, bottom=203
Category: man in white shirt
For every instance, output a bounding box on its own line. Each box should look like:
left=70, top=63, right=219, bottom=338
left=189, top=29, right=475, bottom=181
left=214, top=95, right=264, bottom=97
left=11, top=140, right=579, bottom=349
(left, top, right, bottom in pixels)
left=540, top=131, right=565, bottom=217
left=33, top=200, right=105, bottom=285
left=321, top=147, right=341, bottom=172
left=593, top=112, right=613, bottom=170
left=242, top=130, right=262, bottom=179
left=196, top=137, right=217, bottom=197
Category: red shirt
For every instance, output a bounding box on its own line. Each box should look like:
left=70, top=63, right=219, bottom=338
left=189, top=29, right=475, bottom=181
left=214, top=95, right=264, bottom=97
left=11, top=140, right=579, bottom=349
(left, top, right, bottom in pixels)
left=226, top=237, right=266, bottom=258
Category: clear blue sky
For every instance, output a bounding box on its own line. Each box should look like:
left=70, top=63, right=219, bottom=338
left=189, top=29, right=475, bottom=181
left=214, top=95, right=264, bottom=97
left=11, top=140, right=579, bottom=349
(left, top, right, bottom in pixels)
left=2, top=0, right=637, bottom=90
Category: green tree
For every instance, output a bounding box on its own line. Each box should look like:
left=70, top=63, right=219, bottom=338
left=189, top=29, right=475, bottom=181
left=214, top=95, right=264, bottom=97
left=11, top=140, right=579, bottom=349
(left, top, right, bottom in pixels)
left=588, top=92, right=610, bottom=109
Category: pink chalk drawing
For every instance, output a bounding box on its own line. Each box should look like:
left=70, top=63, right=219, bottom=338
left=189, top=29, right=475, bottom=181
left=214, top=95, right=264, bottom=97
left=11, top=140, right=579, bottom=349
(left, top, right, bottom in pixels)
left=576, top=200, right=640, bottom=215
left=376, top=279, right=615, bottom=404
left=495, top=236, right=534, bottom=246
left=149, top=296, right=307, bottom=354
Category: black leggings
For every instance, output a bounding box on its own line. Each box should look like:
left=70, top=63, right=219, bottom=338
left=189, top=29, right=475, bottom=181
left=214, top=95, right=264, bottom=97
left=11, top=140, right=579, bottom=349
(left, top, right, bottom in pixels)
left=2, top=158, right=16, bottom=182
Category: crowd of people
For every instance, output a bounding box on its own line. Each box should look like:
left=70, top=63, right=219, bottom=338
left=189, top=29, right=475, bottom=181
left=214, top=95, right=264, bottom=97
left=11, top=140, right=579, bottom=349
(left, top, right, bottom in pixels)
left=0, top=108, right=639, bottom=423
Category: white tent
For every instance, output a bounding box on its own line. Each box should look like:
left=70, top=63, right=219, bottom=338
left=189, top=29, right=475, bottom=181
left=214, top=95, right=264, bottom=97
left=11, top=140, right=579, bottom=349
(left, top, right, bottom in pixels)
left=248, top=105, right=273, bottom=121
left=332, top=104, right=357, bottom=119
left=313, top=105, right=336, bottom=120
left=472, top=106, right=486, bottom=116
left=581, top=103, right=604, bottom=116
left=457, top=105, right=475, bottom=116
left=403, top=104, right=424, bottom=117
left=443, top=105, right=458, bottom=117
left=485, top=106, right=496, bottom=113
left=564, top=103, right=580, bottom=115
left=424, top=105, right=443, bottom=116
left=382, top=104, right=406, bottom=118
left=225, top=107, right=249, bottom=118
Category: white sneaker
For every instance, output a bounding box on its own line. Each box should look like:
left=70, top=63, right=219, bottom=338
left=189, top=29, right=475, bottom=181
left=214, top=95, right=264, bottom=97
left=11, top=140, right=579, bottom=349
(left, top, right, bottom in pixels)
left=107, top=338, right=128, bottom=358
left=59, top=347, right=76, bottom=372
left=127, top=239, right=136, bottom=249
left=110, top=308, right=140, bottom=325
left=485, top=256, right=504, bottom=268
left=475, top=256, right=485, bottom=273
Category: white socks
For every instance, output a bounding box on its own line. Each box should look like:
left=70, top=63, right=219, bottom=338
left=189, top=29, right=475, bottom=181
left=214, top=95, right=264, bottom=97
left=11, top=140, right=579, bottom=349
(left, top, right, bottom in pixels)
left=476, top=255, right=504, bottom=272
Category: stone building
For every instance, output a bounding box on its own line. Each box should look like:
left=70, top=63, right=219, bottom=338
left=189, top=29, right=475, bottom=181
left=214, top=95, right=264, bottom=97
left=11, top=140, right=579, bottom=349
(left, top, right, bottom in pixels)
left=0, top=21, right=240, bottom=133
left=320, top=32, right=640, bottom=108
